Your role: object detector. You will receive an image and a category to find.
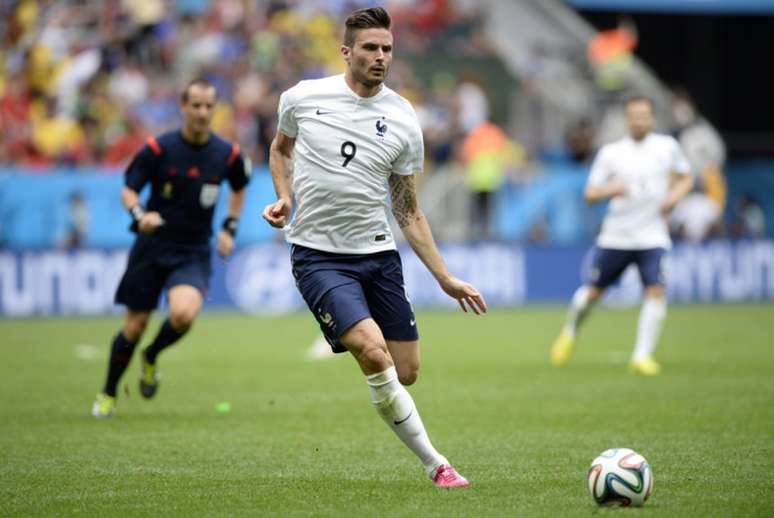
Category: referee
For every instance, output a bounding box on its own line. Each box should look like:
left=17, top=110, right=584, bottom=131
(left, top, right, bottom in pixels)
left=92, top=78, right=251, bottom=417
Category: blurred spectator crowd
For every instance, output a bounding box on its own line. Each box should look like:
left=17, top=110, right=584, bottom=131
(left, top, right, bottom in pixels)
left=0, top=0, right=491, bottom=169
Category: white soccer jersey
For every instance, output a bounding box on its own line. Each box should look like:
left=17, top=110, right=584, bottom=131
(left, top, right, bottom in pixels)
left=588, top=133, right=691, bottom=250
left=277, top=74, right=424, bottom=254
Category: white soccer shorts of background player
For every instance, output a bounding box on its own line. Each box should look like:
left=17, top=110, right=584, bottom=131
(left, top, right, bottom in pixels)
left=587, top=448, right=653, bottom=507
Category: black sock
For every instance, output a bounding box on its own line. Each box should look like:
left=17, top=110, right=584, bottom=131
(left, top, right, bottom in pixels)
left=143, top=318, right=186, bottom=365
left=103, top=332, right=138, bottom=397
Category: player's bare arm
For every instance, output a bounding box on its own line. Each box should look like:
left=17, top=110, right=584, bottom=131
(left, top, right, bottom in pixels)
left=584, top=182, right=628, bottom=204
left=217, top=187, right=246, bottom=257
left=263, top=132, right=295, bottom=228
left=660, top=172, right=694, bottom=214
left=121, top=186, right=164, bottom=233
left=389, top=173, right=487, bottom=315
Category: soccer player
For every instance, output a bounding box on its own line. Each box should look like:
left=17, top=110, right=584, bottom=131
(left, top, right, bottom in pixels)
left=91, top=78, right=251, bottom=417
left=262, top=7, right=487, bottom=488
left=550, top=96, right=693, bottom=375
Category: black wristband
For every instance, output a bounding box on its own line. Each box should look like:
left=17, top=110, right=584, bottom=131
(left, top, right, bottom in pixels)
left=222, top=216, right=239, bottom=237
left=129, top=204, right=146, bottom=222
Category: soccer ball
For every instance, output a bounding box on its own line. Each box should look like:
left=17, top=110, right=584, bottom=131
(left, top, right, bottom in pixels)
left=587, top=448, right=653, bottom=507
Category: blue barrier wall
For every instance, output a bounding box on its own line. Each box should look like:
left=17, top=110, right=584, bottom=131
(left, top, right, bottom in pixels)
left=0, top=168, right=279, bottom=249
left=2, top=161, right=771, bottom=249
left=495, top=161, right=774, bottom=243
left=1, top=241, right=772, bottom=316
left=1, top=163, right=772, bottom=315
left=495, top=171, right=607, bottom=243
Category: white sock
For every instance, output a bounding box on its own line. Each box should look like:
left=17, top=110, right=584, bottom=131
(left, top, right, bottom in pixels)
left=632, top=297, right=667, bottom=361
left=563, top=286, right=594, bottom=337
left=366, top=366, right=447, bottom=477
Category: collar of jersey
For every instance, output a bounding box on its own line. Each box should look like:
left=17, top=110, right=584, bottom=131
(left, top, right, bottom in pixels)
left=626, top=133, right=653, bottom=146
left=339, top=74, right=389, bottom=103
left=178, top=129, right=212, bottom=148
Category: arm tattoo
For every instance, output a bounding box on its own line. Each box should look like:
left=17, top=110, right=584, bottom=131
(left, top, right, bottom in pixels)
left=389, top=174, right=421, bottom=228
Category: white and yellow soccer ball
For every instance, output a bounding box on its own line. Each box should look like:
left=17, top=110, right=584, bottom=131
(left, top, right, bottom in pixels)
left=587, top=448, right=653, bottom=507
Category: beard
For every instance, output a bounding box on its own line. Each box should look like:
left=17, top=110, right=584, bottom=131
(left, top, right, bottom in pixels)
left=353, top=60, right=388, bottom=88
left=360, top=76, right=383, bottom=88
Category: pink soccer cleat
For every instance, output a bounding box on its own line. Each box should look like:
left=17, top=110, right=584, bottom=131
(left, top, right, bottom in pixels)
left=432, top=464, right=470, bottom=488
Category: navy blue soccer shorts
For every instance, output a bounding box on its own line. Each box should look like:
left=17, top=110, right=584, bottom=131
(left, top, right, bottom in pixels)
left=588, top=247, right=667, bottom=289
left=115, top=234, right=211, bottom=311
left=290, top=244, right=419, bottom=354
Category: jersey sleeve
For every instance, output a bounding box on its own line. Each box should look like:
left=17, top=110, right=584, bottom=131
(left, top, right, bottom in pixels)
left=124, top=143, right=160, bottom=192
left=670, top=137, right=692, bottom=175
left=586, top=146, right=612, bottom=187
left=277, top=85, right=300, bottom=138
left=392, top=115, right=424, bottom=176
left=226, top=143, right=251, bottom=191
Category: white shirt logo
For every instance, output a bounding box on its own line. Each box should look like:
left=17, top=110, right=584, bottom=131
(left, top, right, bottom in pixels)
left=376, top=117, right=388, bottom=138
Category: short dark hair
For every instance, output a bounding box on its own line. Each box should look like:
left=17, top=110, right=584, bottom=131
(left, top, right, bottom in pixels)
left=343, top=7, right=391, bottom=47
left=181, top=78, right=217, bottom=104
left=624, top=95, right=654, bottom=110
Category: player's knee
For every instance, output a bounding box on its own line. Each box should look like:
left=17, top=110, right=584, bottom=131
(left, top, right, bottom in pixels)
left=360, top=341, right=390, bottom=370
left=341, top=320, right=391, bottom=371
left=347, top=333, right=390, bottom=372
left=397, top=366, right=418, bottom=386
left=586, top=286, right=603, bottom=303
left=644, top=285, right=665, bottom=299
left=123, top=325, right=144, bottom=343
left=124, top=314, right=150, bottom=342
left=169, top=307, right=197, bottom=332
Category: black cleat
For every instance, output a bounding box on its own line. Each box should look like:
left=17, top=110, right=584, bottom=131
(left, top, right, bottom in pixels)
left=139, top=350, right=160, bottom=399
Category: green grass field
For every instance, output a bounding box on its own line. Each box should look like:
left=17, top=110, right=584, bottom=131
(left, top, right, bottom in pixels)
left=1, top=305, right=773, bottom=516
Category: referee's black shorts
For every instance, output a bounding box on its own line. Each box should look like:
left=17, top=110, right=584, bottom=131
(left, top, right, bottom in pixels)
left=115, top=234, right=211, bottom=311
